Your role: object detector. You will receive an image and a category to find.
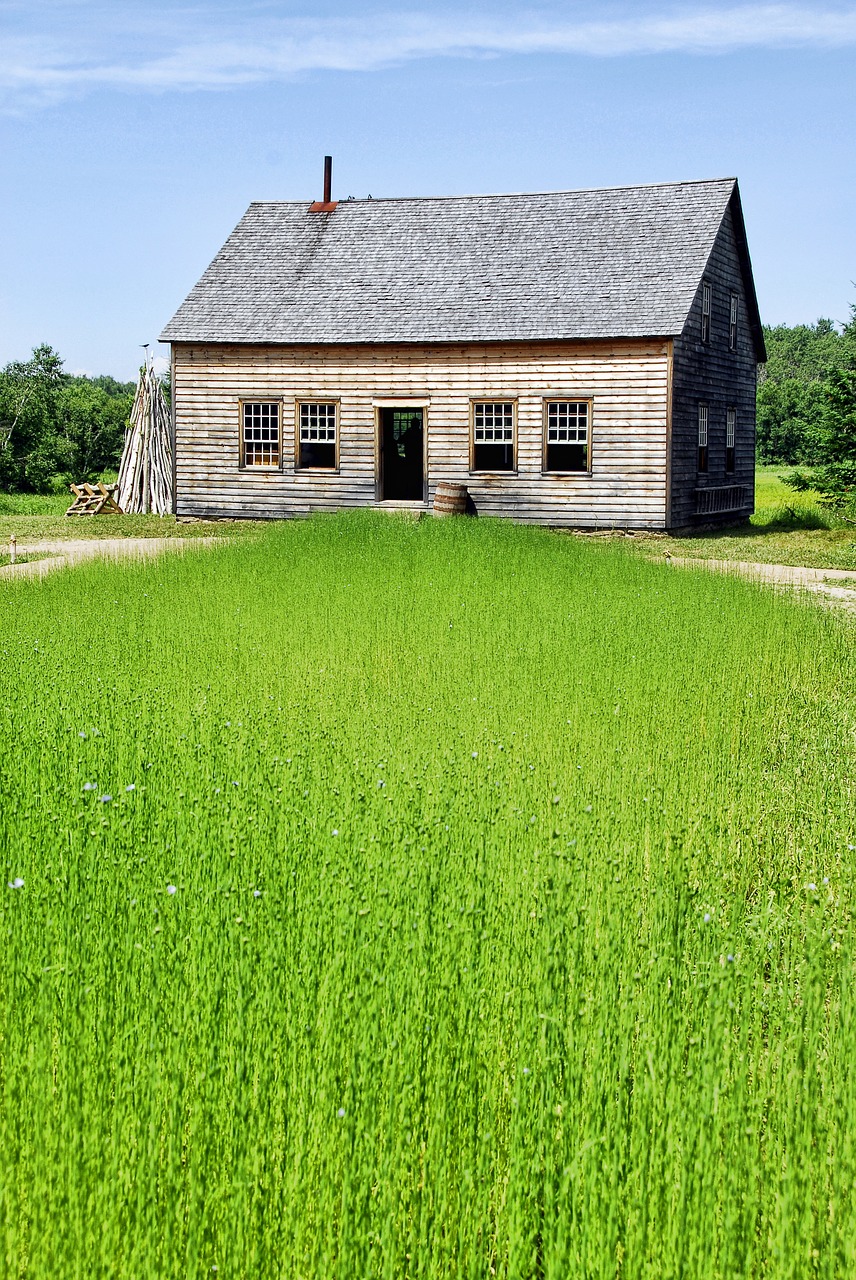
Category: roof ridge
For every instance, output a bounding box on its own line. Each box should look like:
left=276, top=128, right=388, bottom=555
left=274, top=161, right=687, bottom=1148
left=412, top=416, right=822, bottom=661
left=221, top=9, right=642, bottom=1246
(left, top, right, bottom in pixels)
left=247, top=177, right=737, bottom=207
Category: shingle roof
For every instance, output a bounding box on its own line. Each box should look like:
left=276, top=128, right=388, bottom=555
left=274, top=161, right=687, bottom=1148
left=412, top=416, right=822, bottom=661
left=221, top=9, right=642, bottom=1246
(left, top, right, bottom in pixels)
left=160, top=178, right=748, bottom=346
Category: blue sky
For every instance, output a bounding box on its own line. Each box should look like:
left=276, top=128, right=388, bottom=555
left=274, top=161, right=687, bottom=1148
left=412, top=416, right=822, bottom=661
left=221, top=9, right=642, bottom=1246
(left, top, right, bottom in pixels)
left=1, top=0, right=855, bottom=379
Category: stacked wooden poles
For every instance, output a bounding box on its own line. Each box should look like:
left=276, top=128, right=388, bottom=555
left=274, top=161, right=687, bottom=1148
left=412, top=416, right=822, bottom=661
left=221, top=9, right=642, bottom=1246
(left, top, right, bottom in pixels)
left=118, top=364, right=173, bottom=515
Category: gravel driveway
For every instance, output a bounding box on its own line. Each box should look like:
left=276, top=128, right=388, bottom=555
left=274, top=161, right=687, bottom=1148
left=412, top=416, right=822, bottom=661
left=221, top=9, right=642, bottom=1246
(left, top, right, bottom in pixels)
left=666, top=556, right=856, bottom=610
left=0, top=537, right=218, bottom=580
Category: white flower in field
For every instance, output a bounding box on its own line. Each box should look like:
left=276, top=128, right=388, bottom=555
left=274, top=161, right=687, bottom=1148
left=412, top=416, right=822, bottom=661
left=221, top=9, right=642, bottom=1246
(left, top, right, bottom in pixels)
left=332, top=829, right=339, bottom=836
left=823, top=877, right=829, bottom=885
left=523, top=1067, right=531, bottom=1076
left=78, top=731, right=86, bottom=739
left=98, top=795, right=112, bottom=804
left=337, top=1107, right=346, bottom=1118
left=166, top=884, right=177, bottom=895
left=807, top=883, right=817, bottom=893
left=8, top=878, right=24, bottom=889
left=253, top=889, right=262, bottom=898
left=472, top=751, right=478, bottom=758
left=727, top=954, right=735, bottom=963
left=125, top=784, right=135, bottom=792
left=703, top=913, right=711, bottom=923
left=82, top=782, right=97, bottom=792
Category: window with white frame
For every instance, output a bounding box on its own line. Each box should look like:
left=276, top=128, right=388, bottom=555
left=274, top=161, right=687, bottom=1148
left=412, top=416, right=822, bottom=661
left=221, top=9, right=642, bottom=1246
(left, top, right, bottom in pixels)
left=729, top=293, right=739, bottom=351
left=298, top=402, right=337, bottom=468
left=242, top=401, right=280, bottom=467
left=698, top=403, right=709, bottom=473
left=472, top=401, right=514, bottom=471
left=545, top=400, right=589, bottom=472
left=701, top=281, right=712, bottom=344
left=726, top=407, right=736, bottom=473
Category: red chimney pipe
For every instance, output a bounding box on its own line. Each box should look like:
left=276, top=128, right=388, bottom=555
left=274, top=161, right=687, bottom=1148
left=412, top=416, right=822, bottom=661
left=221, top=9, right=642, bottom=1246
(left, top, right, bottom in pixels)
left=310, top=156, right=337, bottom=213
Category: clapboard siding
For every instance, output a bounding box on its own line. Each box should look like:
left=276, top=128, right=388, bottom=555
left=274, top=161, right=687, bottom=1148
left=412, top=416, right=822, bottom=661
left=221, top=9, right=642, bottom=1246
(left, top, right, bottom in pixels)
left=670, top=206, right=758, bottom=527
left=173, top=339, right=670, bottom=528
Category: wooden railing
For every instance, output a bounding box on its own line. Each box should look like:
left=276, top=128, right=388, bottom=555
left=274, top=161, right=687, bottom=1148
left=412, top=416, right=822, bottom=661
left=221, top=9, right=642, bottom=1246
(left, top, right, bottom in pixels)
left=695, top=485, right=747, bottom=516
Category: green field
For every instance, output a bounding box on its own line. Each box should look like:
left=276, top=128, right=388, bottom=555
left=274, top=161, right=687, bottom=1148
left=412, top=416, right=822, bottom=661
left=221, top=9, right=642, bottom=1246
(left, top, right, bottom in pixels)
left=2, top=513, right=855, bottom=1278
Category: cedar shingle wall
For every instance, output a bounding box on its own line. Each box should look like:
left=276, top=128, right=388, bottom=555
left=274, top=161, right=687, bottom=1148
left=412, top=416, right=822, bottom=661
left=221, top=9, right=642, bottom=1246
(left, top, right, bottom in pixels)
left=670, top=205, right=758, bottom=527
left=173, top=339, right=671, bottom=528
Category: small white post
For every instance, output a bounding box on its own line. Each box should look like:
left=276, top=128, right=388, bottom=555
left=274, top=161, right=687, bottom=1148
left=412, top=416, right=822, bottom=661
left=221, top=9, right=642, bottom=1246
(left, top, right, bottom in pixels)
left=9, top=535, right=16, bottom=565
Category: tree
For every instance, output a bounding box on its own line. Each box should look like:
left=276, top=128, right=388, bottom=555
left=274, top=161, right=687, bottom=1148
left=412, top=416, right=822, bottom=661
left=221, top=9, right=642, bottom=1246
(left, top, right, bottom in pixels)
left=756, top=318, right=849, bottom=464
left=0, top=345, right=66, bottom=490
left=0, top=345, right=134, bottom=492
left=784, top=305, right=856, bottom=513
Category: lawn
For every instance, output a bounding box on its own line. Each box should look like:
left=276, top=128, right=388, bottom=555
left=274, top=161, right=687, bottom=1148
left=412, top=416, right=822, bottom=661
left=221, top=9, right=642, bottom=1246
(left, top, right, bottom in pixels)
left=0, top=491, right=261, bottom=543
left=636, top=466, right=856, bottom=570
left=1, top=513, right=854, bottom=1278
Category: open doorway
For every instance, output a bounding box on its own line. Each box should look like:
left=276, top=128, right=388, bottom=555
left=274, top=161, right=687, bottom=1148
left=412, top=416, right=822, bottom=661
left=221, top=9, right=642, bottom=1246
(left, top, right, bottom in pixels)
left=380, top=408, right=424, bottom=501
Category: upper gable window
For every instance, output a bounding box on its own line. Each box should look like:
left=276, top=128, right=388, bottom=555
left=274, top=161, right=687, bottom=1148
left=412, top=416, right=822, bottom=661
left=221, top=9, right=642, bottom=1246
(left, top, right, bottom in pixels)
left=472, top=401, right=515, bottom=471
left=241, top=401, right=280, bottom=468
left=298, top=401, right=337, bottom=469
left=544, top=400, right=590, bottom=472
left=701, top=282, right=712, bottom=344
left=729, top=293, right=739, bottom=351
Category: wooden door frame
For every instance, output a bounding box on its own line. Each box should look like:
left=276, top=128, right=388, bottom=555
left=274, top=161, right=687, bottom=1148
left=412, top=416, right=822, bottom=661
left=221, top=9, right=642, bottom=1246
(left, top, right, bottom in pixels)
left=372, top=399, right=430, bottom=503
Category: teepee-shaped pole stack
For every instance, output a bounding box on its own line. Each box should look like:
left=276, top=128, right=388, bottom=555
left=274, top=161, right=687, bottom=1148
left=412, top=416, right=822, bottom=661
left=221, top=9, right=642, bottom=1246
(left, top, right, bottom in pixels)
left=118, top=361, right=173, bottom=515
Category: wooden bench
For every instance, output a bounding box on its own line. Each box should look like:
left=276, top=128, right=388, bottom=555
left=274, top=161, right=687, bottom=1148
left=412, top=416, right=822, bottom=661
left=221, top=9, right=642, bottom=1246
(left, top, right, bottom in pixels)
left=65, top=483, right=123, bottom=516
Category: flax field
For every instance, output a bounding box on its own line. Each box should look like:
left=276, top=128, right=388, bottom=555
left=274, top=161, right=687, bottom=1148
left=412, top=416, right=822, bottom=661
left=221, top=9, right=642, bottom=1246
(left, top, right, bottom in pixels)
left=1, top=513, right=855, bottom=1279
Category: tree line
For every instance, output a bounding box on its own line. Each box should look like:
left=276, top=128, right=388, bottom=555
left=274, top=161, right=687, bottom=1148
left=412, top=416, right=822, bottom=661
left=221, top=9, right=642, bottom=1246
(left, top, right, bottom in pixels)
left=758, top=306, right=856, bottom=511
left=0, top=344, right=136, bottom=494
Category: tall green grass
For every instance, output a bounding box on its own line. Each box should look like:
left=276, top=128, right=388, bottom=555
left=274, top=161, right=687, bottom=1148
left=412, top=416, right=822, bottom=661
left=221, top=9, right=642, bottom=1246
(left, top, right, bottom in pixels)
left=1, top=513, right=854, bottom=1278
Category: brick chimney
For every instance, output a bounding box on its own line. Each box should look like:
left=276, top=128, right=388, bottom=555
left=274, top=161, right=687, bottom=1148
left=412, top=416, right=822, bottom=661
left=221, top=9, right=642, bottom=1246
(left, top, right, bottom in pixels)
left=310, top=156, right=337, bottom=212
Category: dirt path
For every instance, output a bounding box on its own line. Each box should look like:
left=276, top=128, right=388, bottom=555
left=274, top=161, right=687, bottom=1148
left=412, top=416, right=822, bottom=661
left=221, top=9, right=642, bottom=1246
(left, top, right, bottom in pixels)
left=0, top=537, right=219, bottom=581
left=666, top=556, right=856, bottom=610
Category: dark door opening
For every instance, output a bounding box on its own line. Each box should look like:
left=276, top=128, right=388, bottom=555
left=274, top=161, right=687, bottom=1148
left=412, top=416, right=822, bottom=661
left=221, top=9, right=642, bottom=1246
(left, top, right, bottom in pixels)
left=380, top=408, right=424, bottom=501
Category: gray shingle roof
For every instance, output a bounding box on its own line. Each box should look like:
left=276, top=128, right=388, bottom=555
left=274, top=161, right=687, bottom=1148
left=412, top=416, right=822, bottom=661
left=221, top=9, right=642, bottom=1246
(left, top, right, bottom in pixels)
left=160, top=178, right=742, bottom=345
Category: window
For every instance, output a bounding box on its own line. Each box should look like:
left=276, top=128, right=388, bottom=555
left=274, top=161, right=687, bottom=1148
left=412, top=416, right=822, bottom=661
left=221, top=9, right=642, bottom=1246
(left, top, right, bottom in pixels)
left=698, top=403, right=709, bottom=473
left=701, top=281, right=712, bottom=344
left=472, top=401, right=514, bottom=471
left=298, top=401, right=337, bottom=468
left=729, top=292, right=739, bottom=351
left=726, top=407, right=736, bottom=473
left=545, top=400, right=589, bottom=472
left=242, top=401, right=280, bottom=467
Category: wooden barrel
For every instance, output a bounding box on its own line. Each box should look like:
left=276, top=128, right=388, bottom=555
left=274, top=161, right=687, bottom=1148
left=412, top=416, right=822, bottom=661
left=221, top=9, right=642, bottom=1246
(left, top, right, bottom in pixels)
left=433, top=482, right=469, bottom=517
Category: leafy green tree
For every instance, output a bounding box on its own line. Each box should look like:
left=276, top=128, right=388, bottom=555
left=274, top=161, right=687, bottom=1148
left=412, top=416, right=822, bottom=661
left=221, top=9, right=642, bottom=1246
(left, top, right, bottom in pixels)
left=782, top=304, right=856, bottom=511
left=0, top=346, right=134, bottom=492
left=784, top=364, right=856, bottom=513
left=756, top=318, right=849, bottom=464
left=0, top=345, right=66, bottom=490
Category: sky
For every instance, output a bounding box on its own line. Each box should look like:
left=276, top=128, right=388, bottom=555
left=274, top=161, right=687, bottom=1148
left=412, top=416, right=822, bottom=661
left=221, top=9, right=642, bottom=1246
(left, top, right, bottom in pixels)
left=1, top=0, right=854, bottom=380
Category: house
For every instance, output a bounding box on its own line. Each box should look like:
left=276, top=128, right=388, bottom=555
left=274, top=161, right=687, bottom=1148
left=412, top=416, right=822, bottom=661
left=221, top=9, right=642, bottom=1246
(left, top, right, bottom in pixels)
left=160, top=173, right=765, bottom=528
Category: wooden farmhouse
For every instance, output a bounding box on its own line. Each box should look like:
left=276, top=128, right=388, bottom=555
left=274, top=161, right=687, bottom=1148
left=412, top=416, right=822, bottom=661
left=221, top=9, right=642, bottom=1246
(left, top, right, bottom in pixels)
left=160, top=176, right=765, bottom=528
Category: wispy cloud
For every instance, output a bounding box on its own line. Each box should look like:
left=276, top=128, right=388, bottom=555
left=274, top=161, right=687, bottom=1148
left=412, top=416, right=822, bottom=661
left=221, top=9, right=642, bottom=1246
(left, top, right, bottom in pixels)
left=3, top=4, right=856, bottom=107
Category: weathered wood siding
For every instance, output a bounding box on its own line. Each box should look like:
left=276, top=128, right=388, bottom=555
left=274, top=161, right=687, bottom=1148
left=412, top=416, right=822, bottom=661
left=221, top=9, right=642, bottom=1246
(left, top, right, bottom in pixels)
left=670, top=204, right=758, bottom=527
left=172, top=339, right=671, bottom=528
